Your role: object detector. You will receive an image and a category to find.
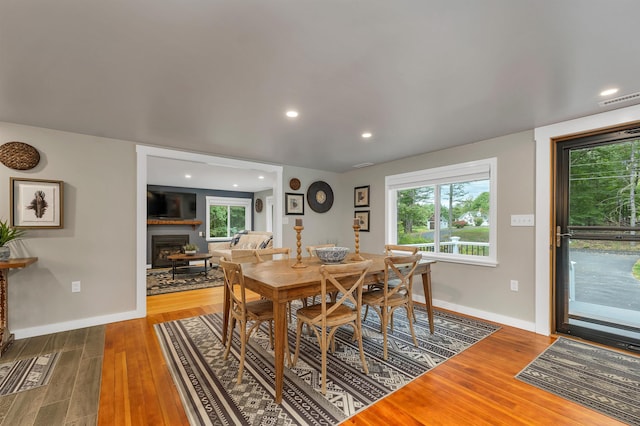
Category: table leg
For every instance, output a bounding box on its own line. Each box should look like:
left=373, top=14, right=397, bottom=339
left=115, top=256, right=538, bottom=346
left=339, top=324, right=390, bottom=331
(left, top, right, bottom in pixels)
left=421, top=266, right=435, bottom=334
left=0, top=270, right=14, bottom=355
left=273, top=299, right=286, bottom=404
left=171, top=260, right=176, bottom=280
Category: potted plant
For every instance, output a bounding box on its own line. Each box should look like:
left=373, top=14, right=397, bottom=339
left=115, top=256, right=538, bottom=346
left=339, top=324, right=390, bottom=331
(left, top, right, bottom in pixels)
left=0, top=219, right=25, bottom=261
left=183, top=243, right=198, bottom=255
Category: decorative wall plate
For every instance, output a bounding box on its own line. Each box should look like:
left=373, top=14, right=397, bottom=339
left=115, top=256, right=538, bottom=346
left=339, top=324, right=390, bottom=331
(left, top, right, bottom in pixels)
left=289, top=178, right=301, bottom=190
left=307, top=181, right=334, bottom=213
left=255, top=198, right=263, bottom=213
left=0, top=142, right=40, bottom=170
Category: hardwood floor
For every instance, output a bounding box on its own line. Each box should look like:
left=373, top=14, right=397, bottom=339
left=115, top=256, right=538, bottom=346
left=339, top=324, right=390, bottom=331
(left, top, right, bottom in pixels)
left=98, top=289, right=624, bottom=425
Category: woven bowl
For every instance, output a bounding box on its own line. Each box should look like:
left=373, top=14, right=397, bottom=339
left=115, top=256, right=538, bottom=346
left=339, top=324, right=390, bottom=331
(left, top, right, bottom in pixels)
left=315, top=247, right=349, bottom=264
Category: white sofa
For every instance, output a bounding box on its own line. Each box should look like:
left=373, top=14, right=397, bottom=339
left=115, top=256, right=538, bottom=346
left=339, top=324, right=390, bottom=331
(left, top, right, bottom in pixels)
left=208, top=231, right=273, bottom=264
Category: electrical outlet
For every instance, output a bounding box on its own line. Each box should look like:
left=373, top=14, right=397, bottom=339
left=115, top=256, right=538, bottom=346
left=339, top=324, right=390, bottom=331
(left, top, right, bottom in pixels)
left=510, top=280, right=519, bottom=292
left=198, top=231, right=204, bottom=237
left=510, top=214, right=535, bottom=227
left=72, top=281, right=81, bottom=293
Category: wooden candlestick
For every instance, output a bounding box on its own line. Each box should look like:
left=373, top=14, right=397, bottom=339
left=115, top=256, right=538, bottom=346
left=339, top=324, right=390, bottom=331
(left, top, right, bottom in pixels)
left=353, top=222, right=365, bottom=261
left=292, top=225, right=307, bottom=268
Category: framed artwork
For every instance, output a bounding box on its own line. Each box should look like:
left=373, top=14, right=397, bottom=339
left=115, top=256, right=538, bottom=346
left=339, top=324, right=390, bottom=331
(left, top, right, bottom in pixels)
left=10, top=178, right=64, bottom=228
left=354, top=210, right=370, bottom=232
left=354, top=185, right=370, bottom=207
left=285, top=193, right=304, bottom=215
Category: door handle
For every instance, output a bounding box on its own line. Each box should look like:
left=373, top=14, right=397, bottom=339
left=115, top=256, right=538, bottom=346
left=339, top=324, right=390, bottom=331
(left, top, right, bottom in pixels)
left=556, top=226, right=572, bottom=247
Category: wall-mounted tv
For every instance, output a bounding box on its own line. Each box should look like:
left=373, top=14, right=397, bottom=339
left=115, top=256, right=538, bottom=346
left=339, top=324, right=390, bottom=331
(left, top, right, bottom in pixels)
left=147, top=190, right=197, bottom=220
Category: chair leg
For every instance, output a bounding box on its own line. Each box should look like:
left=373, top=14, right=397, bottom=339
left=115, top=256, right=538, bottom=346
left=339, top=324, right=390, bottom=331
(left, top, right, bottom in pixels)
left=292, top=319, right=305, bottom=367
left=355, top=320, right=369, bottom=374
left=224, top=317, right=236, bottom=360
left=363, top=305, right=370, bottom=321
left=407, top=306, right=418, bottom=347
left=320, top=327, right=328, bottom=395
left=382, top=309, right=389, bottom=360
left=237, top=320, right=247, bottom=384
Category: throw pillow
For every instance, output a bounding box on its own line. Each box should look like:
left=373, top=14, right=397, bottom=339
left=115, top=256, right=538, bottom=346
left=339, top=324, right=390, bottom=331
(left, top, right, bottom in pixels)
left=230, top=230, right=249, bottom=247
left=259, top=235, right=273, bottom=249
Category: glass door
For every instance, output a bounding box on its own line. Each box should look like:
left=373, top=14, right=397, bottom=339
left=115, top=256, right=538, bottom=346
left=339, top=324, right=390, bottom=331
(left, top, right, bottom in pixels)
left=555, top=128, right=640, bottom=353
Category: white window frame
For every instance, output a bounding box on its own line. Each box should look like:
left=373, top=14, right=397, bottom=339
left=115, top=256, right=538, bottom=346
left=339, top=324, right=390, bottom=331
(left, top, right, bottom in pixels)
left=205, top=196, right=252, bottom=241
left=385, top=158, right=498, bottom=267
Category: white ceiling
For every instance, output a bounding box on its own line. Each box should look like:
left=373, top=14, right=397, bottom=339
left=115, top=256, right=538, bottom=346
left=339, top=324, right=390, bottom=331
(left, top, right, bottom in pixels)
left=2, top=1, right=640, bottom=175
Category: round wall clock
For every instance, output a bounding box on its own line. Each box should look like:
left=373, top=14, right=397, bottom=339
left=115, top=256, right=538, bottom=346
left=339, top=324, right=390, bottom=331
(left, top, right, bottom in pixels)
left=307, top=180, right=334, bottom=213
left=255, top=198, right=263, bottom=213
left=289, top=178, right=301, bottom=190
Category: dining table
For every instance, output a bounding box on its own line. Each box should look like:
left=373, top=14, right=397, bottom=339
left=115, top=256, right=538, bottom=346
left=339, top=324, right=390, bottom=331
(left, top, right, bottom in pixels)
left=222, top=252, right=436, bottom=404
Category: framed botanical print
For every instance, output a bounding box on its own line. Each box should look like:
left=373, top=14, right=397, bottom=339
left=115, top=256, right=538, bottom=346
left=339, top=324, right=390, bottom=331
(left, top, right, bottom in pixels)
left=354, top=185, right=370, bottom=208
left=10, top=178, right=64, bottom=228
left=354, top=210, right=370, bottom=232
left=285, top=193, right=304, bottom=215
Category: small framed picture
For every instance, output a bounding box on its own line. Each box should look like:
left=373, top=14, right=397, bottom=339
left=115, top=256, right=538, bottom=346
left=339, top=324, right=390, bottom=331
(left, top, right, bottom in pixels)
left=285, top=193, right=304, bottom=215
left=354, top=185, right=370, bottom=207
left=354, top=211, right=370, bottom=232
left=10, top=178, right=64, bottom=228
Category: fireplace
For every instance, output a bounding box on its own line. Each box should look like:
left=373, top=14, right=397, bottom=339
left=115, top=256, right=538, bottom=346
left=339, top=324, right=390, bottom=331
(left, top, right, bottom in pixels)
left=152, top=235, right=189, bottom=268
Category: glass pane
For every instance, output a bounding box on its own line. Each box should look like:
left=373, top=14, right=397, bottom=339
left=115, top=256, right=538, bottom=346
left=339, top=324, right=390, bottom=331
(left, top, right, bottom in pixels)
left=209, top=205, right=228, bottom=238
left=396, top=187, right=435, bottom=250
left=568, top=239, right=640, bottom=331
left=569, top=140, right=640, bottom=228
left=438, top=180, right=490, bottom=256
left=229, top=206, right=246, bottom=235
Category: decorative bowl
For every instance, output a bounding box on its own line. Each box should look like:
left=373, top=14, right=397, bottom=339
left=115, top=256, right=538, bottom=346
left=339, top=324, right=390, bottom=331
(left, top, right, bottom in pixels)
left=314, top=246, right=349, bottom=264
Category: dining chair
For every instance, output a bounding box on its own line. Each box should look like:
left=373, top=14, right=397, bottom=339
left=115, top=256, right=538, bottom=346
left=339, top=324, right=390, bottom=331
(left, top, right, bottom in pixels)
left=292, top=259, right=372, bottom=395
left=221, top=259, right=278, bottom=384
left=364, top=244, right=419, bottom=322
left=362, top=253, right=421, bottom=360
left=253, top=247, right=291, bottom=262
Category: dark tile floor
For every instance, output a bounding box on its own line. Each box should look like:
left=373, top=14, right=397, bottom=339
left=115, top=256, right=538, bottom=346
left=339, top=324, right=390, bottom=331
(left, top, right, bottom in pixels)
left=0, top=325, right=104, bottom=426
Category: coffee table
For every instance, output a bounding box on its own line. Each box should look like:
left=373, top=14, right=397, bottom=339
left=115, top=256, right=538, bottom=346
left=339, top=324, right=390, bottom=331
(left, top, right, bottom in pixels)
left=166, top=253, right=213, bottom=280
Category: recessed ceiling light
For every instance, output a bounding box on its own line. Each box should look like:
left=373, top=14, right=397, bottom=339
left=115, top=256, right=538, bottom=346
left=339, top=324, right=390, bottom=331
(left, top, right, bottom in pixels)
left=258, top=175, right=265, bottom=180
left=232, top=184, right=239, bottom=188
left=185, top=174, right=192, bottom=179
left=361, top=132, right=372, bottom=139
left=600, top=88, right=619, bottom=97
left=286, top=110, right=299, bottom=118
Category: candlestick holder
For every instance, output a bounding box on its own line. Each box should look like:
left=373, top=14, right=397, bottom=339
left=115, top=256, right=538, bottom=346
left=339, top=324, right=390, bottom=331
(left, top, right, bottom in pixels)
left=352, top=223, right=365, bottom=261
left=292, top=225, right=307, bottom=268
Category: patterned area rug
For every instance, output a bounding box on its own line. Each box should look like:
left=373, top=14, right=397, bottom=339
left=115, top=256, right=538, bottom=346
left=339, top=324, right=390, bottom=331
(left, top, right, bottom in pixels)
left=0, top=352, right=59, bottom=396
left=147, top=267, right=225, bottom=296
left=516, top=337, right=640, bottom=426
left=155, top=304, right=500, bottom=425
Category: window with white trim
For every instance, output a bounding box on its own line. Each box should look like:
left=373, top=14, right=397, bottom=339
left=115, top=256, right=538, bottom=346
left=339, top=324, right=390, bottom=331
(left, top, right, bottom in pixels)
left=206, top=196, right=252, bottom=240
left=385, top=158, right=497, bottom=266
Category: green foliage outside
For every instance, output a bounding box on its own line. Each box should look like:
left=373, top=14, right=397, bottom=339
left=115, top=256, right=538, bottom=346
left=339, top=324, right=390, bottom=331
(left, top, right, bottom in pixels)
left=209, top=205, right=246, bottom=238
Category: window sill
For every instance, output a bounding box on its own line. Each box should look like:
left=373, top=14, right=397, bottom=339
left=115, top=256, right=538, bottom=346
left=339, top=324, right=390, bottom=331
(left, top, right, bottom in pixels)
left=420, top=253, right=498, bottom=267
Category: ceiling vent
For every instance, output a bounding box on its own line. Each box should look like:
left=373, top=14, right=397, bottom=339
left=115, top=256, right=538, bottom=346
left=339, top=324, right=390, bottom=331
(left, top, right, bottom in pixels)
left=599, top=92, right=640, bottom=107
left=352, top=162, right=374, bottom=168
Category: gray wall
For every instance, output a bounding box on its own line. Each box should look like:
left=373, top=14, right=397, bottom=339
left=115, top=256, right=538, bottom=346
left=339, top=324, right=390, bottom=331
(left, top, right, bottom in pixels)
left=338, top=130, right=536, bottom=325
left=0, top=120, right=536, bottom=337
left=0, top=122, right=137, bottom=334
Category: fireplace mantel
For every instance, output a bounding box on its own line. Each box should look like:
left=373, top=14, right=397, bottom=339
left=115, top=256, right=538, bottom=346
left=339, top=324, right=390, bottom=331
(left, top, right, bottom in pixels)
left=147, top=219, right=202, bottom=230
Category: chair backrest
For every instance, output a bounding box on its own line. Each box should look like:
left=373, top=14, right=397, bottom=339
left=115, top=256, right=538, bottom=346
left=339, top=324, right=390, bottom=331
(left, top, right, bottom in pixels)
left=384, top=244, right=418, bottom=256
left=315, top=260, right=372, bottom=322
left=254, top=247, right=290, bottom=262
left=306, top=243, right=336, bottom=257
left=220, top=259, right=247, bottom=314
left=383, top=253, right=422, bottom=299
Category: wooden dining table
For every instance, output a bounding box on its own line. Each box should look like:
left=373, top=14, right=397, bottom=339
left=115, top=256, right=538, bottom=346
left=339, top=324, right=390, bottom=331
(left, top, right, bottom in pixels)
left=222, top=252, right=436, bottom=404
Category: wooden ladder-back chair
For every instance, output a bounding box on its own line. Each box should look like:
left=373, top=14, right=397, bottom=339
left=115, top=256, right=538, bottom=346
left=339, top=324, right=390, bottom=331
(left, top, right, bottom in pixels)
left=306, top=243, right=335, bottom=257
left=362, top=253, right=421, bottom=360
left=292, top=259, right=372, bottom=395
left=253, top=247, right=291, bottom=263
left=221, top=259, right=276, bottom=384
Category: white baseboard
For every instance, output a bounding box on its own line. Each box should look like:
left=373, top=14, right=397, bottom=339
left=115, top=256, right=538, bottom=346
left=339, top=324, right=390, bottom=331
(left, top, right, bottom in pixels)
left=13, top=309, right=144, bottom=339
left=413, top=294, right=537, bottom=332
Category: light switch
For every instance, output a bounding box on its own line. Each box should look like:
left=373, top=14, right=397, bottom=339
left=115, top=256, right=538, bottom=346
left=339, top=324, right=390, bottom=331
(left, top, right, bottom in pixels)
left=511, top=214, right=534, bottom=227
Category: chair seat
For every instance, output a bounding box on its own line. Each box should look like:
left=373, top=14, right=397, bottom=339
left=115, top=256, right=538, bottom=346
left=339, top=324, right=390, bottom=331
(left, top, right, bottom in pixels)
left=362, top=290, right=407, bottom=306
left=297, top=303, right=357, bottom=326
left=243, top=299, right=274, bottom=319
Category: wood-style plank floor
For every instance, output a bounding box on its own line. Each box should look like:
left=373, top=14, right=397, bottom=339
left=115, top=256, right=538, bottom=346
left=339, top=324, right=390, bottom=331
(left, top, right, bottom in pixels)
left=98, top=288, right=625, bottom=425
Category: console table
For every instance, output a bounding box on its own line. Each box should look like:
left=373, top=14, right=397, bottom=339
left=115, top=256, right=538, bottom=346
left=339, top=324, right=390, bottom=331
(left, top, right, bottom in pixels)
left=0, top=257, right=37, bottom=356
